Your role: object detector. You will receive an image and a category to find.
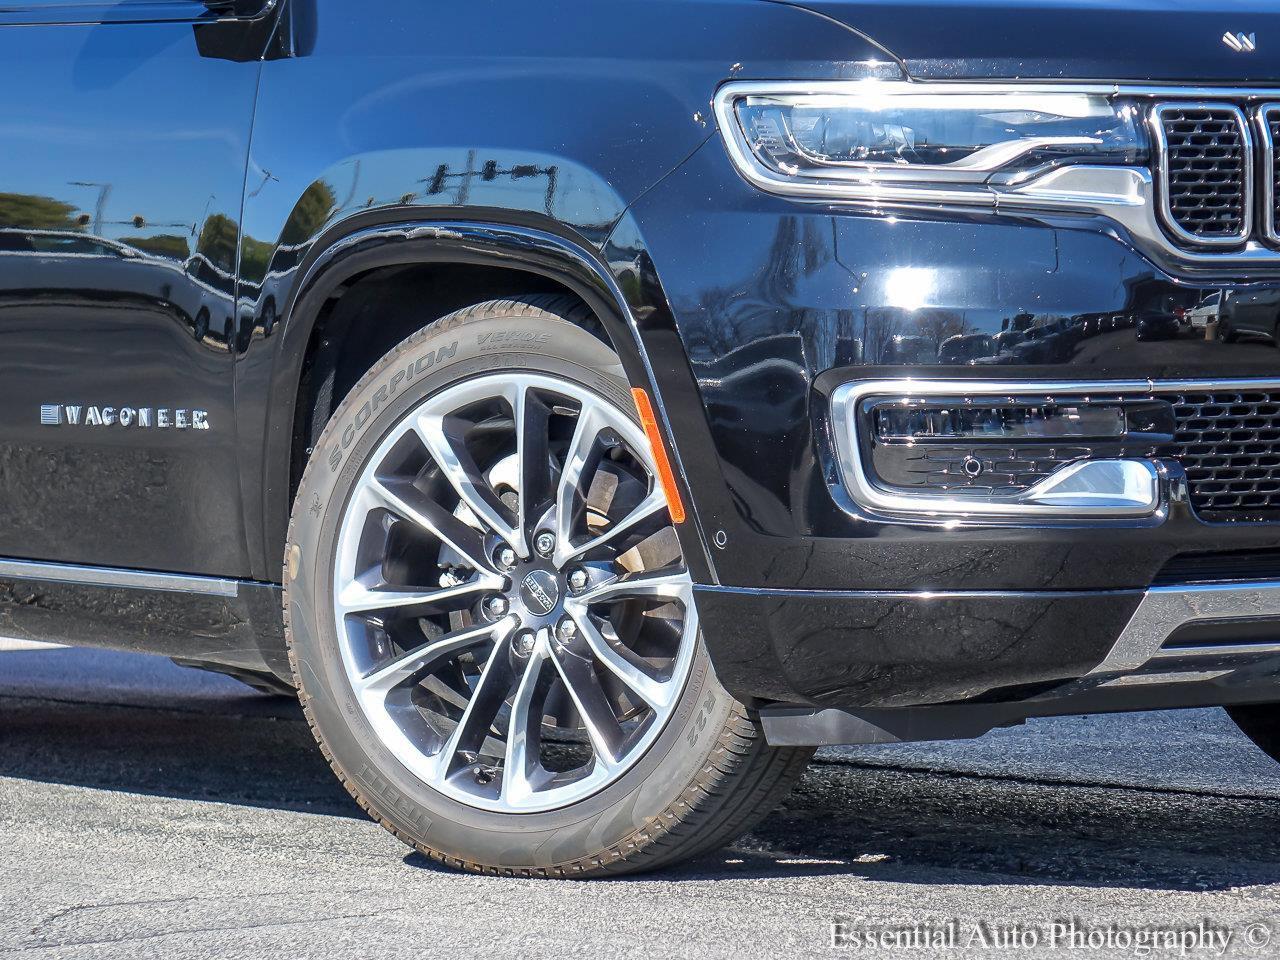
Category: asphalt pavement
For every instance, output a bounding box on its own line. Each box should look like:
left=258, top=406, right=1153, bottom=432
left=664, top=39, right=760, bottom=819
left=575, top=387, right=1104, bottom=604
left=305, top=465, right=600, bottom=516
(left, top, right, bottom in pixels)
left=3, top=639, right=1280, bottom=959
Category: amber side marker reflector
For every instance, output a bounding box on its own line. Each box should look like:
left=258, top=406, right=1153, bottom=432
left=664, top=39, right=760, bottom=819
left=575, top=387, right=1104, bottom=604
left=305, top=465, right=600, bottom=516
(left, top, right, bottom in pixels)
left=631, top=387, right=687, bottom=524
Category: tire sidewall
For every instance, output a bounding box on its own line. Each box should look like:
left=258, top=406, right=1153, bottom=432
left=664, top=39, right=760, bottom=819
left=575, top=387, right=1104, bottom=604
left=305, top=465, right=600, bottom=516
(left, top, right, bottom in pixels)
left=286, top=311, right=736, bottom=869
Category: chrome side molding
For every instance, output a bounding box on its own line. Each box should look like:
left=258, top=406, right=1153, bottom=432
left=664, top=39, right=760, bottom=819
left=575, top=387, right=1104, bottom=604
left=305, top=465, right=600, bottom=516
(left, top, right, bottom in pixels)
left=0, top=557, right=241, bottom=597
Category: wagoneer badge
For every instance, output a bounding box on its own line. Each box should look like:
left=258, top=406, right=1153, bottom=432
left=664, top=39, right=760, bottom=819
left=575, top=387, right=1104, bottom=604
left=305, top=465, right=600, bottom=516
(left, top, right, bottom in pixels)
left=39, top=404, right=210, bottom=430
left=1223, top=31, right=1257, bottom=52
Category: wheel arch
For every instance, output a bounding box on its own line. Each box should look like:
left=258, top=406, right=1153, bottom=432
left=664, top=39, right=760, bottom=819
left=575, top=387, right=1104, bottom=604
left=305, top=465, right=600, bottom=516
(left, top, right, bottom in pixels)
left=257, top=216, right=708, bottom=582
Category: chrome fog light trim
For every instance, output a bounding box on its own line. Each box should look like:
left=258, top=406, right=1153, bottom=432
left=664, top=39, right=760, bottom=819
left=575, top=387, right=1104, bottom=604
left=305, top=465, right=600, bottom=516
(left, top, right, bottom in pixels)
left=1016, top=459, right=1158, bottom=510
left=830, top=379, right=1162, bottom=521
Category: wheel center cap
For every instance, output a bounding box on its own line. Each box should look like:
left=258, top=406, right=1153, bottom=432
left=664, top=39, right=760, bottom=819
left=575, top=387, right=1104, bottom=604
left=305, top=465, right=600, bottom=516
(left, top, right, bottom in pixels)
left=519, top=568, right=560, bottom=616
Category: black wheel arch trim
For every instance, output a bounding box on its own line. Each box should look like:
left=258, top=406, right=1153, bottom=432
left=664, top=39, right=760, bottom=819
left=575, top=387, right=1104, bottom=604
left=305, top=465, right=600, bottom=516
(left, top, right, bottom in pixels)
left=260, top=216, right=714, bottom=584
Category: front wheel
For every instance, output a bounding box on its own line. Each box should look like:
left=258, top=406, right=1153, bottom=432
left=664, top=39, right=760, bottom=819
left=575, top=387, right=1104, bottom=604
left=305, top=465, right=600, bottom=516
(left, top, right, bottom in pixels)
left=284, top=295, right=812, bottom=876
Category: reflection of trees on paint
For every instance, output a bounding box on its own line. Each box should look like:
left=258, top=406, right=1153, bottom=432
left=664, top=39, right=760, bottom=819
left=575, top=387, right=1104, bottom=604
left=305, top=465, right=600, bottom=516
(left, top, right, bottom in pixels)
left=915, top=310, right=971, bottom=352
left=859, top=307, right=906, bottom=365
left=239, top=235, right=274, bottom=285
left=280, top=181, right=337, bottom=247
left=121, top=234, right=191, bottom=260
left=197, top=213, right=239, bottom=273
left=0, top=192, right=79, bottom=230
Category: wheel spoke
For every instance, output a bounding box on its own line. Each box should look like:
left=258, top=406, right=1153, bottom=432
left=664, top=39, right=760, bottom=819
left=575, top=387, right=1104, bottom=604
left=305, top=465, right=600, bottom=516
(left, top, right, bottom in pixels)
left=555, top=486, right=669, bottom=566
left=567, top=568, right=692, bottom=607
left=501, top=630, right=550, bottom=805
left=549, top=643, right=628, bottom=769
left=434, top=627, right=519, bottom=778
left=368, top=478, right=494, bottom=573
left=565, top=609, right=670, bottom=711
left=338, top=572, right=500, bottom=615
left=355, top=620, right=502, bottom=697
left=515, top=385, right=554, bottom=546
left=551, top=403, right=605, bottom=565
left=415, top=412, right=526, bottom=557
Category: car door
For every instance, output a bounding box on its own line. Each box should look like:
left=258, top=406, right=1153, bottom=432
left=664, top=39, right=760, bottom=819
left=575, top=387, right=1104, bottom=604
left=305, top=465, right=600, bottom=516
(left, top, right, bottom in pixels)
left=0, top=1, right=270, bottom=576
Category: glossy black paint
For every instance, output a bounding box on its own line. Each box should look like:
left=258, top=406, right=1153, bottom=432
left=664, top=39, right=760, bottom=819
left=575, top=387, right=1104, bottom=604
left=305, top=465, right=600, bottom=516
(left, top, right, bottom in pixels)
left=0, top=572, right=285, bottom=676
left=3, top=0, right=1280, bottom=709
left=0, top=3, right=270, bottom=575
left=697, top=584, right=1142, bottom=707
left=796, top=1, right=1280, bottom=82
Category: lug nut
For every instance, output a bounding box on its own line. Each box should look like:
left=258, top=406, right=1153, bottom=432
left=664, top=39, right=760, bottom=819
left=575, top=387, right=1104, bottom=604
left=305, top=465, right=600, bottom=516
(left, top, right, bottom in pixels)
left=567, top=568, right=589, bottom=592
left=514, top=630, right=536, bottom=657
left=556, top=618, right=578, bottom=643
left=495, top=545, right=517, bottom=569
left=483, top=595, right=509, bottom=620
left=534, top=531, right=556, bottom=557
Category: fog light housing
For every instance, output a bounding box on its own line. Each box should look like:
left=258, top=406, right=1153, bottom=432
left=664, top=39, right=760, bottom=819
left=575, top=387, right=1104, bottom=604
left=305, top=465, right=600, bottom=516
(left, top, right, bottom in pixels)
left=830, top=381, right=1167, bottom=521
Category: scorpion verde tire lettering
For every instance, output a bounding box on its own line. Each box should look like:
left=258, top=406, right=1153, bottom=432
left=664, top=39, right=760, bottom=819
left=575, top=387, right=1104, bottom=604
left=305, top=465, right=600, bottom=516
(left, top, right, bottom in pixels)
left=283, top=294, right=813, bottom=876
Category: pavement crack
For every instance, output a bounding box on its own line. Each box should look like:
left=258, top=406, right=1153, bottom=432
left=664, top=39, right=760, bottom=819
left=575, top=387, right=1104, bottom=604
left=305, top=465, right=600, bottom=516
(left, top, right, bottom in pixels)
left=13, top=901, right=407, bottom=954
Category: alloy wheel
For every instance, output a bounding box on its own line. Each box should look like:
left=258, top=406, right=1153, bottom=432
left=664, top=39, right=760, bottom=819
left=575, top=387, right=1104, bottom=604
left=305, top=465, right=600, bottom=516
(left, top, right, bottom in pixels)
left=332, top=373, right=696, bottom=813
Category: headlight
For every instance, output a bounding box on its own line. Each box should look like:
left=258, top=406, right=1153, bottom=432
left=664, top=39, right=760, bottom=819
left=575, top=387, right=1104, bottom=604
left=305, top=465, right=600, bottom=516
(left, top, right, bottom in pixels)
left=714, top=81, right=1147, bottom=204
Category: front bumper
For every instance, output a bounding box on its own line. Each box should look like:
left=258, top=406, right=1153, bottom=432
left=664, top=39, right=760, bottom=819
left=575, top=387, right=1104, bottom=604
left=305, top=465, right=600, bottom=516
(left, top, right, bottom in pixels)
left=699, top=577, right=1280, bottom=714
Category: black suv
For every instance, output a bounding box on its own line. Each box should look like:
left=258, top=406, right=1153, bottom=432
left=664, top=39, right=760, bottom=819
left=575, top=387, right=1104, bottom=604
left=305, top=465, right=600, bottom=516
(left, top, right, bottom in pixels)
left=9, top=0, right=1280, bottom=876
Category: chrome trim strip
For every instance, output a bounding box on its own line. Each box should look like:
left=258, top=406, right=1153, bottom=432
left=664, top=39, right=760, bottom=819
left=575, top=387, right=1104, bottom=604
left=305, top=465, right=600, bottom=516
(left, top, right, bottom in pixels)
left=722, top=81, right=1280, bottom=101
left=1149, top=102, right=1253, bottom=248
left=692, top=583, right=1139, bottom=599
left=1153, top=642, right=1280, bottom=659
left=1093, top=580, right=1280, bottom=674
left=998, top=165, right=1280, bottom=274
left=1256, top=103, right=1280, bottom=247
left=0, top=558, right=240, bottom=597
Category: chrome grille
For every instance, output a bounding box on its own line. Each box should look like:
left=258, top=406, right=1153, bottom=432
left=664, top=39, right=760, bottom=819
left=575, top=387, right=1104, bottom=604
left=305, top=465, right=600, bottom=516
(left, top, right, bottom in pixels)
left=1161, top=390, right=1280, bottom=516
left=1262, top=104, right=1280, bottom=245
left=1153, top=104, right=1250, bottom=245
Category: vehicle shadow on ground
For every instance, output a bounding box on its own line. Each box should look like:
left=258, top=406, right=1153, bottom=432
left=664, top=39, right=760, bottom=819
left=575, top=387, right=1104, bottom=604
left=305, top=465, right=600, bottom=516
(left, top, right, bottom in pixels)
left=5, top=692, right=1279, bottom=892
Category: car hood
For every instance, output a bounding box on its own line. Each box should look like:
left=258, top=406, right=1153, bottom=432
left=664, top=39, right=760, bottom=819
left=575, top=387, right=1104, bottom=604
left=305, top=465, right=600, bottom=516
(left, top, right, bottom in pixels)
left=787, top=1, right=1280, bottom=83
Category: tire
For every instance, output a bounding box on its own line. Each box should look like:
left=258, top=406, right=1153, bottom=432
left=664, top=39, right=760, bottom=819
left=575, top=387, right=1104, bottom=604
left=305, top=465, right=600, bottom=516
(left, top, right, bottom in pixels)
left=284, top=294, right=812, bottom=876
left=1226, top=703, right=1280, bottom=762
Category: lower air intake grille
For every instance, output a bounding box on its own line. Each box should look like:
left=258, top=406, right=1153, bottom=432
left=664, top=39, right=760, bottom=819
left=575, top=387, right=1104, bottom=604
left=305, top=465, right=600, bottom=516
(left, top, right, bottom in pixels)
left=1155, top=104, right=1249, bottom=244
left=1161, top=390, right=1280, bottom=517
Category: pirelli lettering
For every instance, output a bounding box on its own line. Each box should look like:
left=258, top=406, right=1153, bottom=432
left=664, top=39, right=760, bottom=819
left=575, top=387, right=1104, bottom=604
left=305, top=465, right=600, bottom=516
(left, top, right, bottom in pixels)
left=39, top=404, right=210, bottom=430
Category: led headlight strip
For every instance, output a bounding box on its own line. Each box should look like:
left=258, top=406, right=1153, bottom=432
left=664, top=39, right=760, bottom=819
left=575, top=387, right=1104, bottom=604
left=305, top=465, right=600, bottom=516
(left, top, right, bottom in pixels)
left=713, top=80, right=1146, bottom=207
